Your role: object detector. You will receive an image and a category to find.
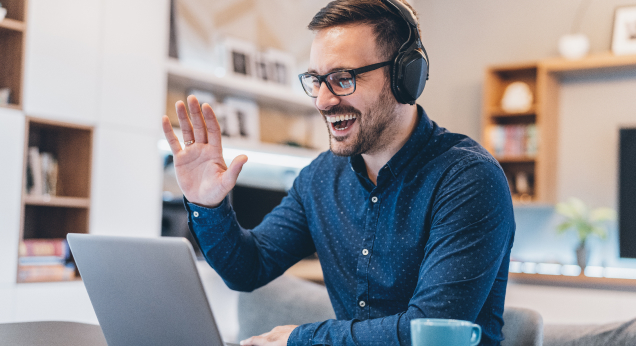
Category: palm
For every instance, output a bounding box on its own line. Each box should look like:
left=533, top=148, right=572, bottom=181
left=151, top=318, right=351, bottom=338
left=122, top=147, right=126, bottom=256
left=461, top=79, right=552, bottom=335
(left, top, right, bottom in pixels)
left=162, top=96, right=247, bottom=208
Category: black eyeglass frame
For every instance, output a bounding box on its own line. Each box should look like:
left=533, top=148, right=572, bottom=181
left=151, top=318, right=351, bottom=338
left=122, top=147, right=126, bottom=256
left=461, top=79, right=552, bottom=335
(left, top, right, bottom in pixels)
left=298, top=60, right=393, bottom=98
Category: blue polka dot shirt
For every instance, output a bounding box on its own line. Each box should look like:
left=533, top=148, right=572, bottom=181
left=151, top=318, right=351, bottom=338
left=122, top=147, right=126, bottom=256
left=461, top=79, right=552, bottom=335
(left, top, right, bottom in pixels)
left=186, top=106, right=515, bottom=346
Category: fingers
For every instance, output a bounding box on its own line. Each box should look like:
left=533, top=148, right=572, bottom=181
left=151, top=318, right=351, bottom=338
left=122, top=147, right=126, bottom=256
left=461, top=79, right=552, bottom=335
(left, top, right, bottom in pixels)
left=240, top=333, right=266, bottom=346
left=175, top=100, right=195, bottom=144
left=222, top=154, right=248, bottom=190
left=187, top=95, right=208, bottom=144
left=239, top=336, right=252, bottom=345
left=201, top=103, right=222, bottom=148
left=161, top=116, right=182, bottom=154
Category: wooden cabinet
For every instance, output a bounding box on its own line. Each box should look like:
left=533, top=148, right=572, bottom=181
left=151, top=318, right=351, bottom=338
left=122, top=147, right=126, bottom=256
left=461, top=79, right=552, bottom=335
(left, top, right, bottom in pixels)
left=482, top=64, right=549, bottom=204
left=483, top=53, right=636, bottom=205
left=18, top=117, right=93, bottom=283
left=0, top=0, right=27, bottom=109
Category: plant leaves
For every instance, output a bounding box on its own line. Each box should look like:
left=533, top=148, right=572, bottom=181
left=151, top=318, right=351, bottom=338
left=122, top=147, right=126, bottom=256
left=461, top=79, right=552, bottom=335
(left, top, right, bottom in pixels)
left=556, top=220, right=575, bottom=233
left=556, top=197, right=587, bottom=219
left=591, top=225, right=608, bottom=240
left=590, top=207, right=617, bottom=222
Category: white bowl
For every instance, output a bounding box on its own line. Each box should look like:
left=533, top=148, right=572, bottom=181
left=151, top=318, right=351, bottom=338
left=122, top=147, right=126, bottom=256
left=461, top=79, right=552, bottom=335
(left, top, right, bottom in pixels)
left=558, top=34, right=590, bottom=60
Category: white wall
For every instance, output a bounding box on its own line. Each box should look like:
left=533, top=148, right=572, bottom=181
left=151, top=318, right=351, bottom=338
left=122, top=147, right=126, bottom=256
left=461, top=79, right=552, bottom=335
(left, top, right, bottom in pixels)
left=0, top=0, right=169, bottom=323
left=557, top=72, right=636, bottom=210
left=415, top=0, right=635, bottom=139
left=415, top=0, right=636, bottom=325
left=23, top=0, right=101, bottom=124
left=0, top=108, right=25, bottom=286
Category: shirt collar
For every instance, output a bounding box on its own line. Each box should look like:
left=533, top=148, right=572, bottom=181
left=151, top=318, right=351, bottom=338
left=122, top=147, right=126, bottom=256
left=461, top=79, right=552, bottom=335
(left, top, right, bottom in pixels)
left=349, top=105, right=433, bottom=179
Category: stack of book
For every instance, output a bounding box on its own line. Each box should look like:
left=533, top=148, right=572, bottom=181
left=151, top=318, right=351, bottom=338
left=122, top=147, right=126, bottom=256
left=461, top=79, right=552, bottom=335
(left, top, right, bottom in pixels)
left=486, top=124, right=538, bottom=159
left=18, top=239, right=76, bottom=283
left=25, top=147, right=59, bottom=196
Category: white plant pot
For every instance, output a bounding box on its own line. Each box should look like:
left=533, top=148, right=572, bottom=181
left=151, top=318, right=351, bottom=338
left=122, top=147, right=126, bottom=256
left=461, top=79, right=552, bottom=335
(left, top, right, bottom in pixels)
left=558, top=34, right=590, bottom=60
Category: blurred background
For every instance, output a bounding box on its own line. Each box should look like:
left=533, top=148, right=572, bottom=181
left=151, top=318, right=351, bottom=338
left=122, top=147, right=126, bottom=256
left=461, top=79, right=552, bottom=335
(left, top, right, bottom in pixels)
left=1, top=0, right=636, bottom=342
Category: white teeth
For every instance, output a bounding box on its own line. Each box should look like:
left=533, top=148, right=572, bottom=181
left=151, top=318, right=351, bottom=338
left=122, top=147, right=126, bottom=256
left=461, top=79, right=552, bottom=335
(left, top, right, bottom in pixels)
left=326, top=114, right=357, bottom=123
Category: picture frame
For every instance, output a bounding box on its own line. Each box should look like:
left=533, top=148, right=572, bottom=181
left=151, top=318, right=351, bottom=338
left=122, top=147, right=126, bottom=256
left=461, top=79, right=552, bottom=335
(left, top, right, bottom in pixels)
left=254, top=52, right=270, bottom=82
left=214, top=37, right=257, bottom=78
left=263, top=48, right=296, bottom=86
left=611, top=6, right=636, bottom=56
left=223, top=97, right=260, bottom=143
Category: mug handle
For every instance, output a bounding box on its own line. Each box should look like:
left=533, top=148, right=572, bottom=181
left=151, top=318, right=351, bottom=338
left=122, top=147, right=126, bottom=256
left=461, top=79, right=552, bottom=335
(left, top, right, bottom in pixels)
left=470, top=324, right=482, bottom=346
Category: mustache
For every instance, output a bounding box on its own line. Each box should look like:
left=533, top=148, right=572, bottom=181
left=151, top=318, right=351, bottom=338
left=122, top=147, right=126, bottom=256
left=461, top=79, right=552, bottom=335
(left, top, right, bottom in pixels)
left=320, top=105, right=361, bottom=117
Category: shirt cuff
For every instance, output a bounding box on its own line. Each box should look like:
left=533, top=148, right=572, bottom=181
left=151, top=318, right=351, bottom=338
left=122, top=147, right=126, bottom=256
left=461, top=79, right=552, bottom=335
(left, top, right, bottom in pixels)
left=183, top=195, right=232, bottom=226
left=287, top=322, right=317, bottom=346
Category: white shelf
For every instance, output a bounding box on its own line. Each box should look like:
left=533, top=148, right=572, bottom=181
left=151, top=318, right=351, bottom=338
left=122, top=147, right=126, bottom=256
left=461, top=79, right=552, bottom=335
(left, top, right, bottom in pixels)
left=165, top=58, right=317, bottom=115
left=158, top=137, right=324, bottom=192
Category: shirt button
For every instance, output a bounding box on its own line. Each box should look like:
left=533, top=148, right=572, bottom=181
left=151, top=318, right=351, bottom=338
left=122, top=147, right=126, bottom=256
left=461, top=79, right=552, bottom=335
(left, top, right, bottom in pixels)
left=359, top=300, right=366, bottom=308
left=193, top=211, right=199, bottom=217
left=362, top=249, right=369, bottom=256
left=371, top=196, right=378, bottom=203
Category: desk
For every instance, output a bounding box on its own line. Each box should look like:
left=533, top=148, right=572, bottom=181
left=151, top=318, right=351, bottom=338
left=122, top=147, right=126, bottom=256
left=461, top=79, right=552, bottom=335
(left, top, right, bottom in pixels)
left=0, top=321, right=107, bottom=346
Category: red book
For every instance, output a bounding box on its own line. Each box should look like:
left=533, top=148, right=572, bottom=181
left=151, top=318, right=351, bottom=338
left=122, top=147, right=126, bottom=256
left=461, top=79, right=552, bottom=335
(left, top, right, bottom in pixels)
left=19, top=239, right=69, bottom=257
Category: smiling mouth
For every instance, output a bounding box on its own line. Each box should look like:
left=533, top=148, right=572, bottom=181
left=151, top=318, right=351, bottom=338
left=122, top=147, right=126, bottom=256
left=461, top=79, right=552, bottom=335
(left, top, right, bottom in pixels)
left=326, top=114, right=357, bottom=130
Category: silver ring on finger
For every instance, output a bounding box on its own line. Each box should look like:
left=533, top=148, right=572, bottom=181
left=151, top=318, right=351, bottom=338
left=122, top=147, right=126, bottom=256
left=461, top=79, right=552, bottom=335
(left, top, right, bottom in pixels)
left=184, top=140, right=195, bottom=146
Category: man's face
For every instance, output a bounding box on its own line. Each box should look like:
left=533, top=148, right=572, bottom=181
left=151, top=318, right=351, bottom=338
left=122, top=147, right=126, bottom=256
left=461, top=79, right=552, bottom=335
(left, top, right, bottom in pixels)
left=308, top=24, right=399, bottom=157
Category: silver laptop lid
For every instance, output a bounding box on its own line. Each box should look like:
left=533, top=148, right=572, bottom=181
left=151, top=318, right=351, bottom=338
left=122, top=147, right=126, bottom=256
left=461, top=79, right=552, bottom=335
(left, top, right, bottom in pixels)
left=67, top=234, right=225, bottom=346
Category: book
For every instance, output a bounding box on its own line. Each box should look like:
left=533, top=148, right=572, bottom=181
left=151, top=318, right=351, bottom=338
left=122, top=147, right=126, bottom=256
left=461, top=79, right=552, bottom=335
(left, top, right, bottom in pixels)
left=19, top=238, right=70, bottom=257
left=27, top=147, right=43, bottom=195
left=17, top=264, right=76, bottom=283
left=489, top=124, right=537, bottom=159
left=526, top=124, right=538, bottom=157
left=25, top=148, right=59, bottom=196
left=19, top=256, right=67, bottom=266
left=40, top=152, right=58, bottom=195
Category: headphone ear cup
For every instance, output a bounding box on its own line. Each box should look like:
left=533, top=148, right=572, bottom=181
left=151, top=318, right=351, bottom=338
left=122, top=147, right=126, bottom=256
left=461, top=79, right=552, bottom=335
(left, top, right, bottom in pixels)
left=390, top=49, right=428, bottom=105
left=398, top=50, right=428, bottom=104
left=401, top=49, right=427, bottom=103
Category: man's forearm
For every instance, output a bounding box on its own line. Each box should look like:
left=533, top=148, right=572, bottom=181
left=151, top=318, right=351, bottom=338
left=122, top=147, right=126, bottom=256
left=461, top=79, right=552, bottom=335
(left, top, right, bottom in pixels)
left=289, top=311, right=413, bottom=346
left=184, top=195, right=265, bottom=291
left=184, top=186, right=315, bottom=292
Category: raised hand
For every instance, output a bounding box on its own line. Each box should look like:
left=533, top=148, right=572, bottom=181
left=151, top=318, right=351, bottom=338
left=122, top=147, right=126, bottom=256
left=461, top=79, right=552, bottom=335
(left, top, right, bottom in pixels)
left=162, top=95, right=247, bottom=208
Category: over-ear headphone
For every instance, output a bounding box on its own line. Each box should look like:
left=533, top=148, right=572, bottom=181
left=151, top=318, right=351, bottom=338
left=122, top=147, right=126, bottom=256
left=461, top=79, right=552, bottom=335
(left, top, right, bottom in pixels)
left=381, top=0, right=429, bottom=105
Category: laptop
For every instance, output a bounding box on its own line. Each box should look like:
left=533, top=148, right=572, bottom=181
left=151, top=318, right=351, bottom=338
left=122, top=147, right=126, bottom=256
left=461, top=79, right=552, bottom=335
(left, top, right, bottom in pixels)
left=67, top=233, right=239, bottom=346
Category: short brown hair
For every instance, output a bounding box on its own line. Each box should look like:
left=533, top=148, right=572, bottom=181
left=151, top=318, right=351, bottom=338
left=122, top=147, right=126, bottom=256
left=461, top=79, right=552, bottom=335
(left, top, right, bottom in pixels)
left=308, top=0, right=419, bottom=61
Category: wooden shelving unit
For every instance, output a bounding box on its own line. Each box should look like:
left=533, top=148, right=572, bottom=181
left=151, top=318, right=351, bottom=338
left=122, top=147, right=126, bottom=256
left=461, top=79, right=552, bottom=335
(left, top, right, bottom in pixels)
left=509, top=272, right=636, bottom=292
left=482, top=53, right=636, bottom=205
left=0, top=0, right=27, bottom=109
left=483, top=64, right=542, bottom=204
left=165, top=58, right=315, bottom=121
left=18, top=117, right=93, bottom=283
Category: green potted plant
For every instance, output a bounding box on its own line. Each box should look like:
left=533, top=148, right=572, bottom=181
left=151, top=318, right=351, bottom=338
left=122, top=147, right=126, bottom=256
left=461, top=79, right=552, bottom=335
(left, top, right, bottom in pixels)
left=555, top=197, right=616, bottom=273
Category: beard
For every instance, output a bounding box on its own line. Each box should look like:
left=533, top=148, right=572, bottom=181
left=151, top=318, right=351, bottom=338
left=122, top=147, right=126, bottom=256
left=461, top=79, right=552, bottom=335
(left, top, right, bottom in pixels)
left=322, top=83, right=398, bottom=157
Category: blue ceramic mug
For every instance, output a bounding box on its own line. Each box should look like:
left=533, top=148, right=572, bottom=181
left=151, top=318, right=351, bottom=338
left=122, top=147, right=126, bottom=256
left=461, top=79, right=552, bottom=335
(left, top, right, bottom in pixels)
left=411, top=318, right=481, bottom=346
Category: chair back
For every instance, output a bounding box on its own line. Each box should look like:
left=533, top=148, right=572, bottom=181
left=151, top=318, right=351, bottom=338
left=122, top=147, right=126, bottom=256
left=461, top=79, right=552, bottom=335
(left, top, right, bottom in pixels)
left=237, top=275, right=335, bottom=341
left=502, top=306, right=544, bottom=346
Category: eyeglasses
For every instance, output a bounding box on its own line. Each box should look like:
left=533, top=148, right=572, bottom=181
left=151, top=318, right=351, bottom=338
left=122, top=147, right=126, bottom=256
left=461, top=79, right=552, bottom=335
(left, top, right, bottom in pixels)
left=298, top=60, right=392, bottom=98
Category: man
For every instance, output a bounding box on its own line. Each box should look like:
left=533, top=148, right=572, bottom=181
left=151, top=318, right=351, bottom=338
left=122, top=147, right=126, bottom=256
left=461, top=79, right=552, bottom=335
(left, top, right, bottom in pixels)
left=161, top=1, right=515, bottom=345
